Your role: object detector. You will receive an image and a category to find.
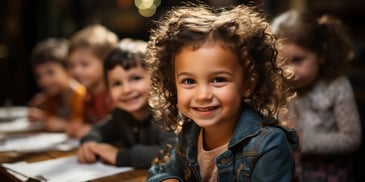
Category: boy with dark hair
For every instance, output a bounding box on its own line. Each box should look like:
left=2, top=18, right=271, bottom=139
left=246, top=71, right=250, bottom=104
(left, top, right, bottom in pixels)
left=28, top=38, right=86, bottom=134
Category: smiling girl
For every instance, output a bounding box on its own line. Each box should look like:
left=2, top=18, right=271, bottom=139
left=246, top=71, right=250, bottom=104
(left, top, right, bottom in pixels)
left=146, top=4, right=298, bottom=182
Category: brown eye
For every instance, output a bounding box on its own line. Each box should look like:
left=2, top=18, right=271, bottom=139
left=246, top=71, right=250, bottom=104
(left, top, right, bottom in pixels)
left=212, top=77, right=227, bottom=83
left=291, top=56, right=305, bottom=65
left=111, top=81, right=121, bottom=87
left=81, top=60, right=89, bottom=67
left=131, top=75, right=142, bottom=81
left=182, top=78, right=195, bottom=85
left=46, top=69, right=55, bottom=76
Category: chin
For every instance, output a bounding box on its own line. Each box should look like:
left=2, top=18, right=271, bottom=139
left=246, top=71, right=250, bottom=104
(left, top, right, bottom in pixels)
left=191, top=118, right=218, bottom=128
left=82, top=82, right=92, bottom=88
left=76, top=79, right=89, bottom=86
left=119, top=105, right=142, bottom=113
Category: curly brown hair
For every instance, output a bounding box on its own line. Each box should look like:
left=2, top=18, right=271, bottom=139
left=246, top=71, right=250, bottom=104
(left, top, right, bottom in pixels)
left=146, top=4, right=293, bottom=131
left=271, top=10, right=354, bottom=82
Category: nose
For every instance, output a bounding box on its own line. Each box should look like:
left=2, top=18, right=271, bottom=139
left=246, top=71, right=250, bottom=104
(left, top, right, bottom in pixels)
left=122, top=82, right=133, bottom=94
left=69, top=65, right=81, bottom=79
left=38, top=75, right=47, bottom=88
left=195, top=84, right=213, bottom=102
left=38, top=75, right=52, bottom=90
left=74, top=65, right=84, bottom=75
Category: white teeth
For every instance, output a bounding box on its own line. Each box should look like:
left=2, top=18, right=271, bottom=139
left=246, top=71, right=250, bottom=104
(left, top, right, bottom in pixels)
left=196, top=106, right=217, bottom=111
left=122, top=96, right=139, bottom=102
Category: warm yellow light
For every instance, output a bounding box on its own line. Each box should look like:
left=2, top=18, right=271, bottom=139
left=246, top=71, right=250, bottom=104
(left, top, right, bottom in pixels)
left=138, top=7, right=156, bottom=17
left=135, top=0, right=154, bottom=10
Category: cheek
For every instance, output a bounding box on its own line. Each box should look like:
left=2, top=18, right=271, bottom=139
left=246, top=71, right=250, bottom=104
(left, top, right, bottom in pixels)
left=217, top=88, right=241, bottom=104
left=67, top=67, right=76, bottom=77
left=37, top=77, right=47, bottom=87
left=213, top=83, right=244, bottom=107
left=140, top=80, right=151, bottom=94
left=301, top=60, right=319, bottom=77
left=176, top=88, right=192, bottom=108
left=89, top=63, right=104, bottom=79
left=70, top=65, right=83, bottom=78
left=110, top=88, right=121, bottom=102
left=81, top=63, right=101, bottom=80
left=93, top=61, right=103, bottom=72
left=44, top=74, right=56, bottom=84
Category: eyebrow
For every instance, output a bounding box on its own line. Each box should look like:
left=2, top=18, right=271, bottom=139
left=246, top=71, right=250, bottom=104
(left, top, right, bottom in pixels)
left=176, top=71, right=233, bottom=77
left=176, top=72, right=192, bottom=77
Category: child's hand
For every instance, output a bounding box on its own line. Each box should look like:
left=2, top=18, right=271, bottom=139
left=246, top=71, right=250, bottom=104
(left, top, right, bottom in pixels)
left=66, top=121, right=91, bottom=138
left=90, top=144, right=118, bottom=165
left=28, top=93, right=46, bottom=107
left=27, top=107, right=45, bottom=122
left=77, top=141, right=99, bottom=163
left=45, top=117, right=67, bottom=131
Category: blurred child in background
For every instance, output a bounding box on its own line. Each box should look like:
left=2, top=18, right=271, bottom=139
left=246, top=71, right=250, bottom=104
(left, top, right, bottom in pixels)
left=67, top=24, right=118, bottom=137
left=28, top=38, right=86, bottom=133
left=77, top=38, right=176, bottom=168
left=272, top=10, right=362, bottom=181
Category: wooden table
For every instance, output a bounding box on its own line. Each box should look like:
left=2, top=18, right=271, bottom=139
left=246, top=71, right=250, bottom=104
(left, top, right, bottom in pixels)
left=0, top=149, right=148, bottom=182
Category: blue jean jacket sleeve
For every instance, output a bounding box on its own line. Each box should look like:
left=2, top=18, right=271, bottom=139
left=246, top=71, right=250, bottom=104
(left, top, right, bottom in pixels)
left=147, top=149, right=185, bottom=182
left=251, top=127, right=295, bottom=182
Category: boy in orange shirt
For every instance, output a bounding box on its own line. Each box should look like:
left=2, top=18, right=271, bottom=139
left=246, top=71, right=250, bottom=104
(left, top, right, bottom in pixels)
left=28, top=38, right=86, bottom=134
left=67, top=24, right=118, bottom=138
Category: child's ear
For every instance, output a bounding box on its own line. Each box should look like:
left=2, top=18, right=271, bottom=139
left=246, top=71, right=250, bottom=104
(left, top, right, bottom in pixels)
left=243, top=76, right=258, bottom=98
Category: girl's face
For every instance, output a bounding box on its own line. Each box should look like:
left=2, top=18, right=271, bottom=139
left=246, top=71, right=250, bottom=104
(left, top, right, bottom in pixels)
left=174, top=42, right=250, bottom=130
left=107, top=65, right=150, bottom=119
left=68, top=48, right=104, bottom=91
left=281, top=43, right=321, bottom=89
left=34, top=62, right=69, bottom=96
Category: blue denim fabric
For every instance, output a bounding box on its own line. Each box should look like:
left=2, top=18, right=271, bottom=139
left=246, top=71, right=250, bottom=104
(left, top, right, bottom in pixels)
left=148, top=103, right=299, bottom=182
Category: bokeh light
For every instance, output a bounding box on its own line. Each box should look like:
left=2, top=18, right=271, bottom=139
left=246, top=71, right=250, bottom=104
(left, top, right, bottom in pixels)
left=138, top=7, right=156, bottom=17
left=135, top=0, right=160, bottom=17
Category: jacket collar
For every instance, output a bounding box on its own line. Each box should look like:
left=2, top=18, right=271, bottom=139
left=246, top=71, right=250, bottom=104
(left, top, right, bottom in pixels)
left=228, top=103, right=272, bottom=148
left=185, top=103, right=266, bottom=164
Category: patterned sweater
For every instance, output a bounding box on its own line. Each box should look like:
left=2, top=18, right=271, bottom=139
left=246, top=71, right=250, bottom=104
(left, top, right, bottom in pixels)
left=290, top=76, right=361, bottom=181
left=291, top=76, right=361, bottom=153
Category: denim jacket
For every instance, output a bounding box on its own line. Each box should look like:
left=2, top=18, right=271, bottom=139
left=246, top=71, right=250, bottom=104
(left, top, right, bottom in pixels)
left=148, top=104, right=299, bottom=181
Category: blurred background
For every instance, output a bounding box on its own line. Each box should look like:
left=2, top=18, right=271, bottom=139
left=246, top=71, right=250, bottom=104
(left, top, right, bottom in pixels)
left=0, top=0, right=364, bottom=180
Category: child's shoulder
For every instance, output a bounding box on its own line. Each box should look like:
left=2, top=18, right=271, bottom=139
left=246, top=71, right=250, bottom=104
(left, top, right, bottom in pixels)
left=327, top=76, right=352, bottom=91
left=242, top=124, right=299, bottom=155
left=69, top=80, right=86, bottom=96
left=312, top=76, right=353, bottom=101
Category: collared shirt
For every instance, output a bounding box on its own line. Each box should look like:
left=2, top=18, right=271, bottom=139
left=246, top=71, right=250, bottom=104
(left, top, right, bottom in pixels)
left=83, top=89, right=113, bottom=124
left=42, top=79, right=86, bottom=121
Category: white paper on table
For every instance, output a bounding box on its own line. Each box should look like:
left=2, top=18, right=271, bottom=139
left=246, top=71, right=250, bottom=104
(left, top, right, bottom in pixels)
left=2, top=156, right=134, bottom=182
left=0, top=117, right=44, bottom=133
left=0, top=106, right=28, bottom=119
left=0, top=133, right=79, bottom=152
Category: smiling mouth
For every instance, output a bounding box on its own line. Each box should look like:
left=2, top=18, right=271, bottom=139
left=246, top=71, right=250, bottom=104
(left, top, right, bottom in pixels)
left=192, top=106, right=220, bottom=112
left=122, top=95, right=141, bottom=103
